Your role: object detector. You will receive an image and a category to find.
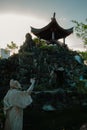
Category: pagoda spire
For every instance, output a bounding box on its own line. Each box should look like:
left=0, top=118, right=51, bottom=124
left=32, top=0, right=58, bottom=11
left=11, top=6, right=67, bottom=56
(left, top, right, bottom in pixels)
left=51, top=12, right=56, bottom=20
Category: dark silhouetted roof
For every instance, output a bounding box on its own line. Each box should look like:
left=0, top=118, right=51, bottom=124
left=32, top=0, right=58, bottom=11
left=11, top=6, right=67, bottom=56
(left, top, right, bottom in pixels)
left=31, top=13, right=73, bottom=41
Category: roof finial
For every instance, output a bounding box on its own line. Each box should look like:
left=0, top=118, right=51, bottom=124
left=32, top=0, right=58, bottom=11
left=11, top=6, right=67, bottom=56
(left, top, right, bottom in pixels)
left=51, top=12, right=56, bottom=20
left=53, top=12, right=56, bottom=18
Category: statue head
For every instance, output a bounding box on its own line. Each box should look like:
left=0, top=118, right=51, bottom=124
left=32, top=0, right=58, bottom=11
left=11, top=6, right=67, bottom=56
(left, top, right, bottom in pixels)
left=10, top=79, right=22, bottom=90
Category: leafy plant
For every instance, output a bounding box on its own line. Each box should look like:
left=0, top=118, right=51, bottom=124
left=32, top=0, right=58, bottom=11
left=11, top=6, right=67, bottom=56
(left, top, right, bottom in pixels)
left=72, top=19, right=87, bottom=46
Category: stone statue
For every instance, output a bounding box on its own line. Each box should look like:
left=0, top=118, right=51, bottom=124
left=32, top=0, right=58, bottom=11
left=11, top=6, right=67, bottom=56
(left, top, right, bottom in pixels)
left=3, top=78, right=35, bottom=130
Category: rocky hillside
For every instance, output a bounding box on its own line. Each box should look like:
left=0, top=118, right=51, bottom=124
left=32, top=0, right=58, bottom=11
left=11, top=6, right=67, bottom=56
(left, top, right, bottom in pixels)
left=0, top=33, right=87, bottom=96
left=18, top=33, right=87, bottom=92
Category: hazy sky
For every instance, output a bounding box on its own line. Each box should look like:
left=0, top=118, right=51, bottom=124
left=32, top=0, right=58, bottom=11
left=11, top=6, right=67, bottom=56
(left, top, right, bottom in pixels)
left=0, top=0, right=87, bottom=51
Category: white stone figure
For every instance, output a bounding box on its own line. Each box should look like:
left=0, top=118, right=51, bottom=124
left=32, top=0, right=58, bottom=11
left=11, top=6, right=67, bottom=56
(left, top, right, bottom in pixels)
left=3, top=78, right=35, bottom=130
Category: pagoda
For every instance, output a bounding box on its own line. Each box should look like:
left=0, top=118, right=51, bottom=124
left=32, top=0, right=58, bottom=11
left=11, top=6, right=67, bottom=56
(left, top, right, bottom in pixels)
left=31, top=13, right=73, bottom=44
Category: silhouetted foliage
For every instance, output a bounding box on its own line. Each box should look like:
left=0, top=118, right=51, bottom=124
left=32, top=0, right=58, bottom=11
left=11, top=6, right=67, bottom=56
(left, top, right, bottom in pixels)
left=72, top=19, right=87, bottom=45
left=6, top=41, right=18, bottom=54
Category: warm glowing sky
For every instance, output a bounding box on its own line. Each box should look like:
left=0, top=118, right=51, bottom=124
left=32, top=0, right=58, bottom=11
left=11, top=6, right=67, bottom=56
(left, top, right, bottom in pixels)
left=0, top=0, right=87, bottom=51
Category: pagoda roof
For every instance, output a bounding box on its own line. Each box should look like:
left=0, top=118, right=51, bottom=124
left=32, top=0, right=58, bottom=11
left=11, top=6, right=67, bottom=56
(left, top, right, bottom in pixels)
left=31, top=13, right=73, bottom=41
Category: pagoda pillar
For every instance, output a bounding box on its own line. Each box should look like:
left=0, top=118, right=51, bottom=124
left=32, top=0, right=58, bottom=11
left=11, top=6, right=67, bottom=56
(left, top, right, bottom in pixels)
left=52, top=32, right=55, bottom=40
left=63, top=38, right=65, bottom=44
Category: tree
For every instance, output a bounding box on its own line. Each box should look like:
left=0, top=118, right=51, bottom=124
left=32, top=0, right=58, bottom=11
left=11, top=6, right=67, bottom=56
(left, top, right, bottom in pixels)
left=79, top=51, right=87, bottom=60
left=72, top=19, right=87, bottom=46
left=6, top=41, right=18, bottom=54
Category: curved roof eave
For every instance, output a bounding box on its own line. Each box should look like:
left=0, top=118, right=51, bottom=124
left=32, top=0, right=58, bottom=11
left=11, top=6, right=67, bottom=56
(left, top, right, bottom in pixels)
left=31, top=17, right=73, bottom=40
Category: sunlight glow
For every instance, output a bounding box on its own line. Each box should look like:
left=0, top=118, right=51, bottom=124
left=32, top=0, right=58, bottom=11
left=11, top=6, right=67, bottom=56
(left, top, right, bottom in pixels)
left=0, top=13, right=47, bottom=48
left=0, top=13, right=85, bottom=51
